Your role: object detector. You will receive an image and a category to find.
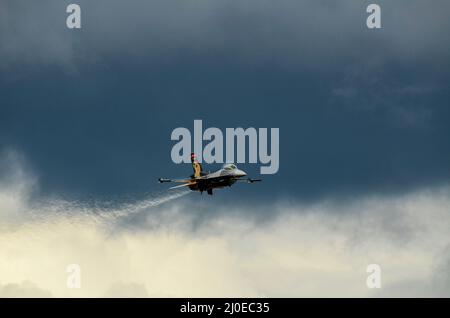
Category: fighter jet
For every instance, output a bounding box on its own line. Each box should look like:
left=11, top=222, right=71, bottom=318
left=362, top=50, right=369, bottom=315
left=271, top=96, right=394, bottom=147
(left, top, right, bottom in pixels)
left=158, top=153, right=261, bottom=195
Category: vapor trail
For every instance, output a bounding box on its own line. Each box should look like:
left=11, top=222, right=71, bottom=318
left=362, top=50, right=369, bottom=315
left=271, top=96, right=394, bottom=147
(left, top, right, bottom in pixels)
left=97, top=189, right=191, bottom=220
left=21, top=189, right=191, bottom=227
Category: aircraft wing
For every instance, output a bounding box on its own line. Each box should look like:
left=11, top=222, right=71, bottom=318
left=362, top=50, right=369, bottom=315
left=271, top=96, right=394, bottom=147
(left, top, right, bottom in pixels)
left=236, top=178, right=262, bottom=183
left=169, top=182, right=197, bottom=189
left=158, top=178, right=193, bottom=183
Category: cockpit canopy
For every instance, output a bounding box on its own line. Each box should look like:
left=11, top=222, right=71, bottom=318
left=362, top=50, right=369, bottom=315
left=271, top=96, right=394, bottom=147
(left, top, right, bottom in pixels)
left=223, top=163, right=237, bottom=171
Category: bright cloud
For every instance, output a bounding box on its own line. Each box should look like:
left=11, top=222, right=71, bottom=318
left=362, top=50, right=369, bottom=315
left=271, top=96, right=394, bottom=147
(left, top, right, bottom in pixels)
left=1, top=157, right=450, bottom=297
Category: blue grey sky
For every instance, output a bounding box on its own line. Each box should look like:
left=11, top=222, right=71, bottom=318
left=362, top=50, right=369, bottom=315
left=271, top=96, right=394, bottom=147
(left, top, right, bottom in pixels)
left=3, top=0, right=450, bottom=298
left=1, top=0, right=449, bottom=202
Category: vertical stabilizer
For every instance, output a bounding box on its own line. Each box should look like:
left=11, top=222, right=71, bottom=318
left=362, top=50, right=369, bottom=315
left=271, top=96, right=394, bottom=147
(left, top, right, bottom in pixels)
left=191, top=153, right=202, bottom=178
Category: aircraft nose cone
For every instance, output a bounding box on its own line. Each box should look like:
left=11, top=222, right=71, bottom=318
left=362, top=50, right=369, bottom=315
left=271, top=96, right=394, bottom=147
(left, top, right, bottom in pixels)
left=237, top=170, right=247, bottom=177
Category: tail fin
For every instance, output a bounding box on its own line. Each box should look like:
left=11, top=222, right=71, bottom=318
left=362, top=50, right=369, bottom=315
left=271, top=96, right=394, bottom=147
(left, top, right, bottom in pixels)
left=191, top=153, right=202, bottom=178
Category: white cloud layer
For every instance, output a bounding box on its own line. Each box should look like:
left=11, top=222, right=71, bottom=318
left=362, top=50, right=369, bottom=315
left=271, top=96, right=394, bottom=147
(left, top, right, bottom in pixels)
left=1, top=152, right=450, bottom=297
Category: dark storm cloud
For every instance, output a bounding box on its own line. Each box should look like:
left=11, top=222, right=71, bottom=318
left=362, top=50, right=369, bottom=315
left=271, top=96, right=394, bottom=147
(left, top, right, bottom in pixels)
left=2, top=0, right=450, bottom=68
left=0, top=0, right=449, bottom=200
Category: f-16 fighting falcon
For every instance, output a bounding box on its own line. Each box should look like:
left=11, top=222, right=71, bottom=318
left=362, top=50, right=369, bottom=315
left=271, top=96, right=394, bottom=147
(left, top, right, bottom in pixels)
left=158, top=153, right=261, bottom=195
